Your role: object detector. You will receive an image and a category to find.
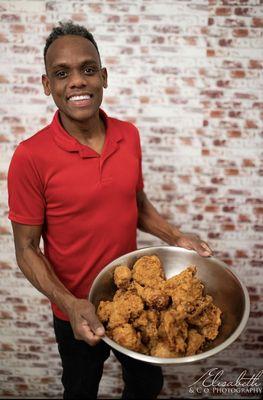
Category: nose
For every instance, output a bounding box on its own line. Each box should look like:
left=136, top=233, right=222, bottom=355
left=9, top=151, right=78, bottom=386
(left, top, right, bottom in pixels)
left=68, top=69, right=86, bottom=88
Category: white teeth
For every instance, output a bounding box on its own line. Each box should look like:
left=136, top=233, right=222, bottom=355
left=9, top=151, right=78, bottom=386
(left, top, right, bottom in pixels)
left=69, top=95, right=91, bottom=101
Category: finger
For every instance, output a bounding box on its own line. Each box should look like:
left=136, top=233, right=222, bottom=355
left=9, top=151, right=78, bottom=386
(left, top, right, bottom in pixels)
left=82, top=317, right=105, bottom=338
left=84, top=309, right=105, bottom=336
left=94, top=326, right=105, bottom=336
left=76, top=324, right=103, bottom=345
left=84, top=329, right=102, bottom=346
left=88, top=318, right=105, bottom=337
left=201, top=241, right=213, bottom=253
left=87, top=337, right=102, bottom=346
left=198, top=242, right=213, bottom=257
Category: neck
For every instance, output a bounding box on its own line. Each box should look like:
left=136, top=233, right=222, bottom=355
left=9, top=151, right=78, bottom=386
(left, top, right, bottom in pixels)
left=59, top=110, right=104, bottom=141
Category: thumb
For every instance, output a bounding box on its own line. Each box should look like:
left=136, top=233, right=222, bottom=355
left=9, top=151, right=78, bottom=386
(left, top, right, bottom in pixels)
left=86, top=307, right=105, bottom=336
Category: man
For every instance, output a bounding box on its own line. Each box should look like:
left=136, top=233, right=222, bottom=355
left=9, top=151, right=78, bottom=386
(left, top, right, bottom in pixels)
left=8, top=21, right=212, bottom=399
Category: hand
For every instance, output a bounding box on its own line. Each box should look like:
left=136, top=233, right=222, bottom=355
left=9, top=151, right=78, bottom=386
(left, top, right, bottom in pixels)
left=68, top=298, right=105, bottom=346
left=175, top=231, right=213, bottom=257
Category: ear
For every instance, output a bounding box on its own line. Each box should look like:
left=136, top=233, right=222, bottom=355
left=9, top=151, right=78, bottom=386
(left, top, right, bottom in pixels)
left=42, top=74, right=51, bottom=96
left=101, top=67, right=108, bottom=89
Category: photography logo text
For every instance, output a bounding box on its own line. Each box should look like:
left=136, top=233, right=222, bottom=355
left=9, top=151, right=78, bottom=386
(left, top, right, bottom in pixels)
left=188, top=367, right=262, bottom=396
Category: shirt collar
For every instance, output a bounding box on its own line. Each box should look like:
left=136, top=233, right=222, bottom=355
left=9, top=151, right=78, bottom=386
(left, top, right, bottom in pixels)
left=50, top=109, right=123, bottom=158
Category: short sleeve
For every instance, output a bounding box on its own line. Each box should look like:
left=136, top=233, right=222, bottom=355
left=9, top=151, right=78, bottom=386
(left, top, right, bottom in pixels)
left=8, top=143, right=45, bottom=225
left=134, top=127, right=144, bottom=192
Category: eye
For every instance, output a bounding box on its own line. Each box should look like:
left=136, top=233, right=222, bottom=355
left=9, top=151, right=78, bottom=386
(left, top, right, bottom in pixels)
left=55, top=70, right=68, bottom=79
left=84, top=66, right=99, bottom=76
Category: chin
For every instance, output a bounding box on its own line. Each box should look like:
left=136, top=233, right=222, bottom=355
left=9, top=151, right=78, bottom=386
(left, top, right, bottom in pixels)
left=65, top=107, right=99, bottom=122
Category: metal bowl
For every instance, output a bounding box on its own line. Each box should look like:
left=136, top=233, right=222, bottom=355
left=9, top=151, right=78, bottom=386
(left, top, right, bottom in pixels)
left=89, top=246, right=250, bottom=365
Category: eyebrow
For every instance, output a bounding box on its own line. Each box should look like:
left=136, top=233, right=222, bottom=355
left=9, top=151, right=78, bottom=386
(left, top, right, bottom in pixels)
left=50, top=59, right=100, bottom=70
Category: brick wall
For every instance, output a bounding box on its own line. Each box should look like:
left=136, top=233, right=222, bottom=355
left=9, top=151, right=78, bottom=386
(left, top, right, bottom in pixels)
left=0, top=0, right=262, bottom=398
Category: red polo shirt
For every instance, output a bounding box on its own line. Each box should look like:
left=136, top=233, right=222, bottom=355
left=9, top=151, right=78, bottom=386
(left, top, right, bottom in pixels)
left=8, top=109, right=143, bottom=320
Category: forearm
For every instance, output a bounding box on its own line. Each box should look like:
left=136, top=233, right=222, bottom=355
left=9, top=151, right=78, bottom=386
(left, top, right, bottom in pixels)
left=16, top=244, right=76, bottom=316
left=137, top=191, right=213, bottom=257
left=137, top=192, right=182, bottom=245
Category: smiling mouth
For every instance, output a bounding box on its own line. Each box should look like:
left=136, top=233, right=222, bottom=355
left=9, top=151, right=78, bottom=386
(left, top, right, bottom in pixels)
left=68, top=94, right=93, bottom=107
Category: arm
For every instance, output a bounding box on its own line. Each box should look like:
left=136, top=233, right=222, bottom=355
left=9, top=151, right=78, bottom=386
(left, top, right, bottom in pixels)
left=136, top=190, right=212, bottom=257
left=11, top=222, right=104, bottom=345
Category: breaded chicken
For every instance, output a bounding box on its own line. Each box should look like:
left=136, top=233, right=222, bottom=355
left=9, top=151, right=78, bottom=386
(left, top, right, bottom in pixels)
left=132, top=255, right=165, bottom=288
left=97, top=301, right=113, bottom=323
left=111, top=323, right=142, bottom=352
left=165, top=266, right=204, bottom=313
left=186, top=329, right=205, bottom=356
left=114, top=265, right=132, bottom=289
left=150, top=339, right=179, bottom=358
left=165, top=265, right=197, bottom=288
left=132, top=281, right=170, bottom=310
left=188, top=303, right=222, bottom=340
left=187, top=295, right=213, bottom=319
left=133, top=310, right=159, bottom=347
left=107, top=302, right=129, bottom=329
left=113, top=290, right=144, bottom=319
left=108, top=292, right=143, bottom=329
left=158, top=309, right=188, bottom=353
left=97, top=255, right=222, bottom=358
left=108, top=291, right=144, bottom=330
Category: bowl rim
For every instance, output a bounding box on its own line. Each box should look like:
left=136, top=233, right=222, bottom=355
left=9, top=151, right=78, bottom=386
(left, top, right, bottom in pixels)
left=89, top=245, right=250, bottom=365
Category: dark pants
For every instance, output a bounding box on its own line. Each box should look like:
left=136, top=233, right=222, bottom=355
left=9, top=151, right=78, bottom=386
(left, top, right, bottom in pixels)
left=53, top=315, right=163, bottom=399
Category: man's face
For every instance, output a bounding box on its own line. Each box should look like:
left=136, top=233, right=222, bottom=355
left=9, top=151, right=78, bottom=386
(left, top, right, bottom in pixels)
left=42, top=35, right=107, bottom=123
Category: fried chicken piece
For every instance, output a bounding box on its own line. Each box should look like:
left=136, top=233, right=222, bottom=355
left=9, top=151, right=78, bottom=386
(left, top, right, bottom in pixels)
left=187, top=295, right=213, bottom=320
left=158, top=309, right=188, bottom=353
left=165, top=265, right=196, bottom=289
left=202, top=325, right=220, bottom=341
left=97, top=301, right=113, bottom=324
left=142, top=287, right=170, bottom=310
left=97, top=257, right=222, bottom=358
left=111, top=323, right=142, bottom=352
left=114, top=265, right=132, bottom=289
left=114, top=290, right=144, bottom=318
left=150, top=339, right=179, bottom=358
left=186, top=329, right=205, bottom=356
left=132, top=281, right=170, bottom=310
left=133, top=310, right=159, bottom=347
left=107, top=303, right=129, bottom=329
left=165, top=266, right=204, bottom=313
left=108, top=291, right=144, bottom=329
left=113, top=288, right=126, bottom=301
left=188, top=303, right=222, bottom=340
left=132, top=255, right=165, bottom=289
left=167, top=303, right=188, bottom=321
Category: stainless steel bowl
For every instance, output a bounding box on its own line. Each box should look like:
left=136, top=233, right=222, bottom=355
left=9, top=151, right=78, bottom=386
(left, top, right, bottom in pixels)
left=89, top=246, right=250, bottom=365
